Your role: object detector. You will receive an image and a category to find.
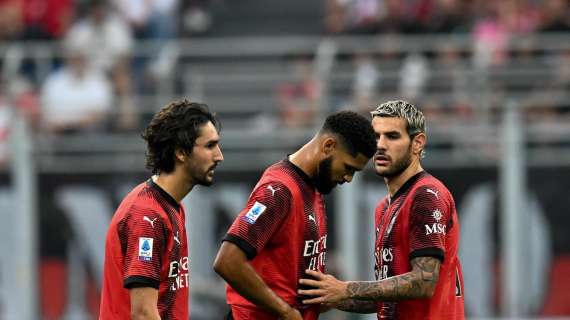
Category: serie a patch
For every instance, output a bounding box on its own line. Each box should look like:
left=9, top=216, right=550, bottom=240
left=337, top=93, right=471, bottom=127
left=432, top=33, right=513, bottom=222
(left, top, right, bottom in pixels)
left=138, top=237, right=154, bottom=261
left=242, top=201, right=267, bottom=224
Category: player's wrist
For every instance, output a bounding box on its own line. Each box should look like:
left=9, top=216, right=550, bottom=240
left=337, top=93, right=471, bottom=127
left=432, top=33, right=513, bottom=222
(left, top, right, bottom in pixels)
left=345, top=281, right=357, bottom=299
left=277, top=304, right=296, bottom=319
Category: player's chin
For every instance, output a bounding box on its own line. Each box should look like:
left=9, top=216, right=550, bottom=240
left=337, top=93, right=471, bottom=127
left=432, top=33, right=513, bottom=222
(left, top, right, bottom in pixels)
left=197, top=174, right=215, bottom=186
left=374, top=167, right=389, bottom=177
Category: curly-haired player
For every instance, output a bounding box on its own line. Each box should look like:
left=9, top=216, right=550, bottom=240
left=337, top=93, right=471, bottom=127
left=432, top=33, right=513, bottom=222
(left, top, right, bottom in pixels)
left=100, top=100, right=223, bottom=319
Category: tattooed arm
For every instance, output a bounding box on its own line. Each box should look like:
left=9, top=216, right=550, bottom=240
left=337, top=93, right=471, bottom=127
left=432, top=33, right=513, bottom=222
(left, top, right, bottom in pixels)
left=298, top=256, right=441, bottom=306
left=345, top=256, right=440, bottom=301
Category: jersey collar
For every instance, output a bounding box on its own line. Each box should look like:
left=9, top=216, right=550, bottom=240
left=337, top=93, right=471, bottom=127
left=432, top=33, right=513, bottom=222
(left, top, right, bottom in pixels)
left=390, top=171, right=427, bottom=203
left=284, top=156, right=316, bottom=189
left=147, top=179, right=180, bottom=210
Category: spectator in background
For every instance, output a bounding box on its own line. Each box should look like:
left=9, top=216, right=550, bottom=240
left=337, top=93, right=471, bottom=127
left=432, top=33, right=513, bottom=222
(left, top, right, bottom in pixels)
left=539, top=0, right=570, bottom=32
left=0, top=0, right=75, bottom=86
left=180, top=0, right=213, bottom=36
left=65, top=0, right=137, bottom=130
left=113, top=0, right=179, bottom=40
left=399, top=51, right=429, bottom=101
left=113, top=0, right=180, bottom=103
left=40, top=43, right=112, bottom=134
left=422, top=0, right=470, bottom=33
left=23, top=0, right=75, bottom=40
left=0, top=0, right=25, bottom=40
left=65, top=0, right=132, bottom=74
left=351, top=53, right=379, bottom=113
left=277, top=55, right=322, bottom=128
left=472, top=0, right=540, bottom=69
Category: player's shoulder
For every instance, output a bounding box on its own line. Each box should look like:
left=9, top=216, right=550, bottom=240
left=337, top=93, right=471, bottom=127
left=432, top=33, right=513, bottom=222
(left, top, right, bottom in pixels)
left=114, top=182, right=165, bottom=220
left=412, top=173, right=453, bottom=201
left=263, top=161, right=296, bottom=178
left=252, top=180, right=293, bottom=199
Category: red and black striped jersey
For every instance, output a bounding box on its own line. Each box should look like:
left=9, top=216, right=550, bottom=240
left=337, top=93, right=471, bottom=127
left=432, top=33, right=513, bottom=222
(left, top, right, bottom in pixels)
left=374, top=171, right=465, bottom=320
left=100, top=179, right=189, bottom=320
left=224, top=159, right=326, bottom=320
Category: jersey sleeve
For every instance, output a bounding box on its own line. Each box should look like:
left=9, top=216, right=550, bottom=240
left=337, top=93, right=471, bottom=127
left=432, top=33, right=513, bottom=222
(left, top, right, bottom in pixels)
left=408, top=185, right=451, bottom=262
left=223, top=181, right=292, bottom=259
left=118, top=206, right=167, bottom=289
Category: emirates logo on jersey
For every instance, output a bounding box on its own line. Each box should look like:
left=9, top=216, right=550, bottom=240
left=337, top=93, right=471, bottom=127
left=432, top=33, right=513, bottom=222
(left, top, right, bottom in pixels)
left=375, top=247, right=392, bottom=280
left=303, top=235, right=327, bottom=271
left=169, top=256, right=189, bottom=291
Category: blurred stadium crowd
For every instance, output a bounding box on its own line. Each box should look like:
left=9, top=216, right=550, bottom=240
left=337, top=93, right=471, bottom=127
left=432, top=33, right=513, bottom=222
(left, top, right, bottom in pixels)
left=0, top=0, right=568, bottom=162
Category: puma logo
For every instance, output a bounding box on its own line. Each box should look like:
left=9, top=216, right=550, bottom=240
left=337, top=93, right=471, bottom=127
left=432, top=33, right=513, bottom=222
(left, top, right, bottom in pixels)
left=143, top=216, right=158, bottom=228
left=267, top=185, right=280, bottom=196
left=427, top=188, right=439, bottom=199
left=174, top=232, right=181, bottom=245
left=308, top=214, right=317, bottom=224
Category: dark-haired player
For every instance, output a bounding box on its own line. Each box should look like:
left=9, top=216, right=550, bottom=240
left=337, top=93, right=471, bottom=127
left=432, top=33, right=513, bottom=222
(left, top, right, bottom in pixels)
left=100, top=100, right=223, bottom=319
left=213, top=111, right=377, bottom=320
left=299, top=100, right=465, bottom=320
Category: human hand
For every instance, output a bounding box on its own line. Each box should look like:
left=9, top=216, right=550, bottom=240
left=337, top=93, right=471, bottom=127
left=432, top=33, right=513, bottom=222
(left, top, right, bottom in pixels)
left=298, top=269, right=349, bottom=304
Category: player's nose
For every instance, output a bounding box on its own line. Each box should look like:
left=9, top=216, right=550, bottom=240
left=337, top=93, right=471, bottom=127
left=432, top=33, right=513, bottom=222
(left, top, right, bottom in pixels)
left=214, top=145, right=224, bottom=162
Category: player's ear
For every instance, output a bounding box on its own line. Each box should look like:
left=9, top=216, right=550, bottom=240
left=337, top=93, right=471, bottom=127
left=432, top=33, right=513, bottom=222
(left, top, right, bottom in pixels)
left=174, top=148, right=187, bottom=163
left=412, top=133, right=426, bottom=157
left=321, top=136, right=336, bottom=156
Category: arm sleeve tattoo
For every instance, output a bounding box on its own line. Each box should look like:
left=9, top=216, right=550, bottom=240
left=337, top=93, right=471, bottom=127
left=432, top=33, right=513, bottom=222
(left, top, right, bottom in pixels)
left=346, top=257, right=441, bottom=301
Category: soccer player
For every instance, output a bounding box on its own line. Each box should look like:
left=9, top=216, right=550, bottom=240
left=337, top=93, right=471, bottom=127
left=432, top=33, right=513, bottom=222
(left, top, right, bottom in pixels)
left=298, top=100, right=465, bottom=319
left=99, top=100, right=223, bottom=319
left=213, top=111, right=377, bottom=320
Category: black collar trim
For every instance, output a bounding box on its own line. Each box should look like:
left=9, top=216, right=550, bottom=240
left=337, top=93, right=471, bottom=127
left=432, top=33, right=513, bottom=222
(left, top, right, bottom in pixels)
left=284, top=157, right=315, bottom=188
left=391, top=171, right=427, bottom=202
left=147, top=179, right=180, bottom=210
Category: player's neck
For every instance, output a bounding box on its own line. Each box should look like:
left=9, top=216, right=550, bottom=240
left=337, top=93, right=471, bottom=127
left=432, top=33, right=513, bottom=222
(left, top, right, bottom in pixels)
left=153, top=172, right=192, bottom=203
left=289, top=139, right=319, bottom=179
left=385, top=160, right=423, bottom=197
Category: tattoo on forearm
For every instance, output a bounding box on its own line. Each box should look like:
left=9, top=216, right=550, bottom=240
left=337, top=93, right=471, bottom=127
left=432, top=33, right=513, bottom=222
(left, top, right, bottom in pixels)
left=345, top=257, right=440, bottom=301
left=336, top=299, right=378, bottom=313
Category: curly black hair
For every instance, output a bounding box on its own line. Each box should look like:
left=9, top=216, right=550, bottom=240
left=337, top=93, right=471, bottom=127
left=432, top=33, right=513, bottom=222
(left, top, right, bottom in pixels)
left=141, top=100, right=220, bottom=174
left=320, top=110, right=376, bottom=158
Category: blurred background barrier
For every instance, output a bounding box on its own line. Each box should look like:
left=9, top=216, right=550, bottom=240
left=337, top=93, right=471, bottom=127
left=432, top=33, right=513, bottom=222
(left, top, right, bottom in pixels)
left=0, top=0, right=569, bottom=319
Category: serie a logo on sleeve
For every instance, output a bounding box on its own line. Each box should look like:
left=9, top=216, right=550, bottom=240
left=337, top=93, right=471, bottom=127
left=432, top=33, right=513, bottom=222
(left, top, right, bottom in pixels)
left=243, top=201, right=267, bottom=224
left=138, top=237, right=154, bottom=261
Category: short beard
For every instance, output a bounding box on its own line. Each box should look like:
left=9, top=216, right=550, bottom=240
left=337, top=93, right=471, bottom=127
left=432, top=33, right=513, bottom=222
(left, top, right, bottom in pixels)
left=377, top=144, right=412, bottom=178
left=314, top=157, right=335, bottom=194
left=193, top=165, right=217, bottom=187
left=195, top=177, right=213, bottom=187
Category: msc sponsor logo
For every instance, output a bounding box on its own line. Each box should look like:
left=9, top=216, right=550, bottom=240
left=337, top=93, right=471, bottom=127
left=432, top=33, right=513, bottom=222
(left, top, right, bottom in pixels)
left=425, top=223, right=446, bottom=235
